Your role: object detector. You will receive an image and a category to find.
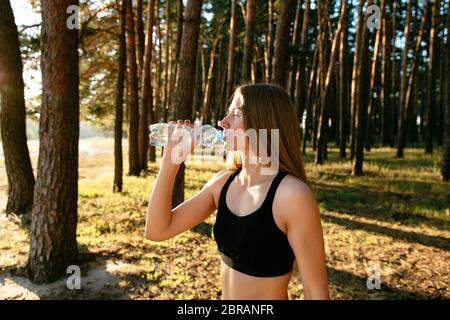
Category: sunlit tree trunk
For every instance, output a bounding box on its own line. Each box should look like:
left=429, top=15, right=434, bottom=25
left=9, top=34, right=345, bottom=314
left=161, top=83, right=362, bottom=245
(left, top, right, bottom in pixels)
left=26, top=0, right=79, bottom=283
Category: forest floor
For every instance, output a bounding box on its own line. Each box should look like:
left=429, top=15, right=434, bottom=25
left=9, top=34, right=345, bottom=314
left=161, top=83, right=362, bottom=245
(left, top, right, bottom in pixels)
left=0, top=138, right=449, bottom=300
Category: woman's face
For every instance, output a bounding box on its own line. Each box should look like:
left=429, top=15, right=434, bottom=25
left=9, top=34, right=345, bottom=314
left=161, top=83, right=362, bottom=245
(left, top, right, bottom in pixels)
left=218, top=91, right=246, bottom=152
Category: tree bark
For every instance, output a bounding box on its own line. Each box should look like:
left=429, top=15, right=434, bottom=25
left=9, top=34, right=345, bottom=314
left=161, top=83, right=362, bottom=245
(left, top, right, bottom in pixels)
left=288, top=0, right=302, bottom=98
left=139, top=0, right=156, bottom=169
left=163, top=0, right=172, bottom=121
left=114, top=0, right=127, bottom=193
left=398, top=1, right=430, bottom=158
left=338, top=0, right=349, bottom=159
left=366, top=0, right=385, bottom=152
left=126, top=0, right=141, bottom=176
left=202, top=31, right=221, bottom=124
left=242, top=0, right=256, bottom=83
left=425, top=0, right=440, bottom=153
left=315, top=0, right=346, bottom=165
left=0, top=0, right=35, bottom=214
left=350, top=0, right=365, bottom=161
left=295, top=0, right=310, bottom=123
left=225, top=0, right=237, bottom=109
left=170, top=0, right=203, bottom=207
left=136, top=0, right=145, bottom=79
left=353, top=0, right=372, bottom=176
left=26, top=0, right=79, bottom=283
left=272, top=0, right=293, bottom=89
left=264, top=0, right=275, bottom=82
left=441, top=0, right=450, bottom=181
left=381, top=0, right=392, bottom=146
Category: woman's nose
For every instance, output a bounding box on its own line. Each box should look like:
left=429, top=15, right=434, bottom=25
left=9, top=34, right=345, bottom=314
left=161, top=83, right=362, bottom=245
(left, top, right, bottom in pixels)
left=218, top=119, right=228, bottom=129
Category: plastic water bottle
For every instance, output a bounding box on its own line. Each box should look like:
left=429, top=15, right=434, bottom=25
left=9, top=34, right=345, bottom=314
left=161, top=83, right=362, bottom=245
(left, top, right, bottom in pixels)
left=149, top=123, right=224, bottom=147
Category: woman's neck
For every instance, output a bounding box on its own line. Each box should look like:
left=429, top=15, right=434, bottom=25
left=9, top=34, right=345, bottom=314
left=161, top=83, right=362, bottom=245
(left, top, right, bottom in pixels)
left=237, top=151, right=278, bottom=187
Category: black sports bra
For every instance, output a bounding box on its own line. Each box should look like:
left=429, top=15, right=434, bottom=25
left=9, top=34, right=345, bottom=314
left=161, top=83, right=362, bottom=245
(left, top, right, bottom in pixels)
left=212, top=167, right=296, bottom=277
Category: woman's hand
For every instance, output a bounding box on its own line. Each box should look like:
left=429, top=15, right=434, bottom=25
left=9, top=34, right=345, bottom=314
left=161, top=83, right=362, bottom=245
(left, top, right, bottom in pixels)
left=160, top=119, right=200, bottom=165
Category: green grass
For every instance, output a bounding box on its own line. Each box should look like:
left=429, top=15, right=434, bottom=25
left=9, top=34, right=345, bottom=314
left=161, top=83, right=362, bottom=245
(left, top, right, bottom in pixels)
left=0, top=142, right=449, bottom=300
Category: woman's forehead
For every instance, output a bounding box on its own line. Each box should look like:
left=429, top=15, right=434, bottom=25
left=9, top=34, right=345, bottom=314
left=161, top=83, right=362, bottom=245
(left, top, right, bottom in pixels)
left=232, top=92, right=243, bottom=107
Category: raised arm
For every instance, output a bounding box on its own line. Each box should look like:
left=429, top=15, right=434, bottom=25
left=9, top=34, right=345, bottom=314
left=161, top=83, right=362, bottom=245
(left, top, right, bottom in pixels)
left=145, top=158, right=226, bottom=241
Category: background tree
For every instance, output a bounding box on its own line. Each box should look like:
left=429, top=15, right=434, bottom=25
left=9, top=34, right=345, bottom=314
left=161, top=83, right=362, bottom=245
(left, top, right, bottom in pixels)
left=272, top=0, right=293, bottom=88
left=26, top=0, right=80, bottom=283
left=241, top=0, right=256, bottom=83
left=425, top=0, right=441, bottom=154
left=170, top=0, right=203, bottom=207
left=126, top=0, right=140, bottom=176
left=0, top=0, right=35, bottom=214
left=113, top=0, right=127, bottom=193
left=442, top=0, right=450, bottom=181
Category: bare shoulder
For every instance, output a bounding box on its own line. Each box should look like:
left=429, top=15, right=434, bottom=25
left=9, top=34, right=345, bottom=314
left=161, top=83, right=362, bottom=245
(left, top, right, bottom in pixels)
left=203, top=169, right=235, bottom=209
left=274, top=174, right=319, bottom=224
left=277, top=174, right=314, bottom=200
left=203, top=169, right=234, bottom=190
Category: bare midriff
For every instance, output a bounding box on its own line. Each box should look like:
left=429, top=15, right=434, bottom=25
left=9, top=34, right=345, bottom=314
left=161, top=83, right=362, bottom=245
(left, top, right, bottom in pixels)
left=220, top=260, right=293, bottom=300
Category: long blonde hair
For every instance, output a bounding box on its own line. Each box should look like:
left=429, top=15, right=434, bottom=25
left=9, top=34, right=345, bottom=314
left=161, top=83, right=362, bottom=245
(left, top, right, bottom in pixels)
left=226, top=83, right=309, bottom=186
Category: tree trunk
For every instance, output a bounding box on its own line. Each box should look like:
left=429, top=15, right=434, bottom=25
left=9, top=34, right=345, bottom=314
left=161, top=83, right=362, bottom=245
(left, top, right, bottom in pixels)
left=0, top=0, right=35, bottom=214
left=425, top=0, right=440, bottom=154
left=390, top=0, right=398, bottom=148
left=353, top=0, right=372, bottom=176
left=315, top=0, right=346, bottom=165
left=163, top=0, right=172, bottom=121
left=398, top=1, right=430, bottom=158
left=168, top=0, right=184, bottom=125
left=272, top=0, right=293, bottom=89
left=26, top=0, right=79, bottom=283
left=136, top=0, right=145, bottom=79
left=242, top=0, right=256, bottom=83
left=114, top=0, right=127, bottom=193
left=350, top=0, right=365, bottom=161
left=381, top=0, right=392, bottom=146
left=338, top=0, right=349, bottom=159
left=264, top=0, right=274, bottom=82
left=225, top=0, right=237, bottom=109
left=139, top=0, right=156, bottom=169
left=202, top=28, right=222, bottom=124
left=441, top=0, right=450, bottom=181
left=295, top=0, right=310, bottom=123
left=170, top=0, right=203, bottom=207
left=126, top=0, right=141, bottom=176
left=366, top=0, right=385, bottom=152
left=288, top=0, right=302, bottom=98
left=397, top=0, right=413, bottom=157
left=302, top=37, right=319, bottom=154
left=154, top=4, right=163, bottom=124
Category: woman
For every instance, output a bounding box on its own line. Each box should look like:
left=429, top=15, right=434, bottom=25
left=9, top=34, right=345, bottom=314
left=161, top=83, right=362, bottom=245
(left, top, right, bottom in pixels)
left=145, top=83, right=329, bottom=300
